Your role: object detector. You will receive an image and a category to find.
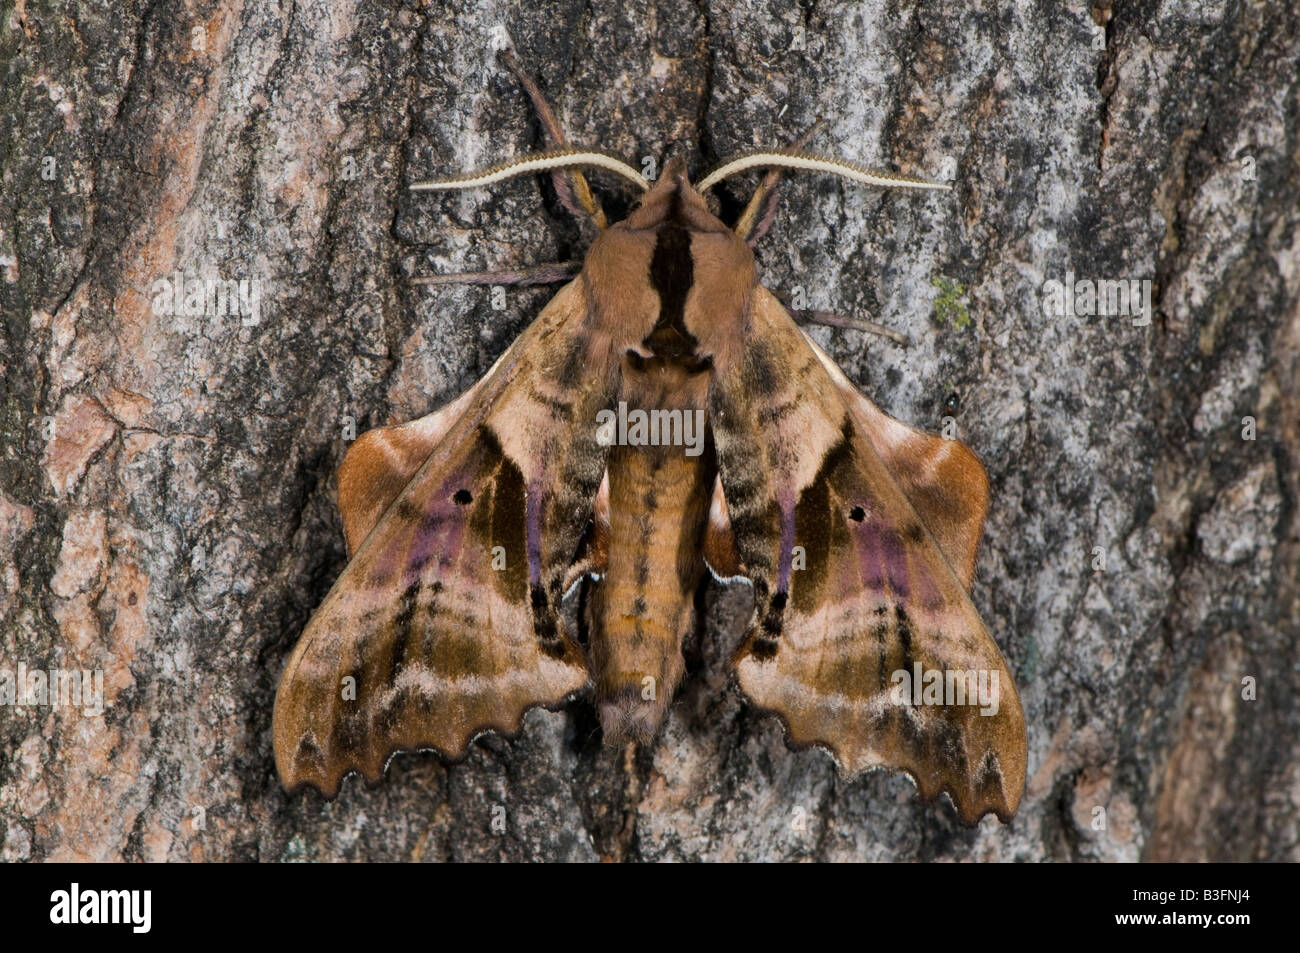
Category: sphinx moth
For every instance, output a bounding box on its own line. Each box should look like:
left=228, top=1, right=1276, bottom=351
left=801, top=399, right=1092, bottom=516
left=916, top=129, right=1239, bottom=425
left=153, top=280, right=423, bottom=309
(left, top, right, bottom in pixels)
left=274, top=59, right=1027, bottom=824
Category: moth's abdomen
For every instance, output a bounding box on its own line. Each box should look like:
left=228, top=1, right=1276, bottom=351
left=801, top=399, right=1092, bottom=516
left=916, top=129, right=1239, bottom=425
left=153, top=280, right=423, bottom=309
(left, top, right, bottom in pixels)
left=588, top=441, right=714, bottom=744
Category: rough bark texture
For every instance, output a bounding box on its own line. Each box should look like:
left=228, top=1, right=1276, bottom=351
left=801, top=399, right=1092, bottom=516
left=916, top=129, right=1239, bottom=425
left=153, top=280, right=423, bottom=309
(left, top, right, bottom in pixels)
left=1, top=0, right=1297, bottom=862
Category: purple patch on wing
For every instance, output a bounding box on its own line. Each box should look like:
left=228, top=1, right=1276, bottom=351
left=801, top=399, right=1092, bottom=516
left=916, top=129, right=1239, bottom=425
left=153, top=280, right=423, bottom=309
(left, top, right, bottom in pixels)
left=856, top=518, right=910, bottom=600
left=366, top=458, right=477, bottom=586
left=525, top=479, right=543, bottom=586
left=776, top=497, right=796, bottom=591
left=403, top=496, right=467, bottom=587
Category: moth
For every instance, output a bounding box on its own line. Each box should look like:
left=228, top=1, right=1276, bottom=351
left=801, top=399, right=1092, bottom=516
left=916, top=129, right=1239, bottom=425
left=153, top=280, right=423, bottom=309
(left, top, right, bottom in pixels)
left=274, top=54, right=1027, bottom=824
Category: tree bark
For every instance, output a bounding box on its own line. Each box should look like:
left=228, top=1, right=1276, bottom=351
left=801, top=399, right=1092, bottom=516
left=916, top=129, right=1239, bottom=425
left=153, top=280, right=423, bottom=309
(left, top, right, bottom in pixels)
left=1, top=0, right=1297, bottom=861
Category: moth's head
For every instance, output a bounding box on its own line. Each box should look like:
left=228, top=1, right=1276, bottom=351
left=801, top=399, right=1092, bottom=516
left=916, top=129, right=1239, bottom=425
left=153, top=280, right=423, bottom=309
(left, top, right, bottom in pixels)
left=620, top=156, right=731, bottom=236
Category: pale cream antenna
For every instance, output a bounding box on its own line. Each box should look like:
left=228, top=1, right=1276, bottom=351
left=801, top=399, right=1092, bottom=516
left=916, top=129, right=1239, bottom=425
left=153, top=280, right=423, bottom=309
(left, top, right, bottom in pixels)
left=411, top=149, right=650, bottom=193
left=697, top=150, right=951, bottom=193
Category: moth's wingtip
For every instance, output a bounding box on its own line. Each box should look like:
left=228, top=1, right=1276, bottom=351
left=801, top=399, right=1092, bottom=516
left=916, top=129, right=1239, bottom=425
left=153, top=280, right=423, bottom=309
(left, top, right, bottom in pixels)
left=277, top=748, right=450, bottom=802
left=943, top=788, right=1022, bottom=828
left=274, top=688, right=591, bottom=801
left=281, top=780, right=337, bottom=801
left=889, top=745, right=1026, bottom=827
left=735, top=679, right=1024, bottom=826
left=276, top=765, right=347, bottom=802
left=851, top=761, right=1023, bottom=828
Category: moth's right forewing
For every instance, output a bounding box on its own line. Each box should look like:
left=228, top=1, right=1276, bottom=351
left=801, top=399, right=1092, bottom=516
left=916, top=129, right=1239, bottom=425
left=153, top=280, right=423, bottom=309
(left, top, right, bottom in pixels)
left=274, top=280, right=619, bottom=797
left=710, top=287, right=1026, bottom=824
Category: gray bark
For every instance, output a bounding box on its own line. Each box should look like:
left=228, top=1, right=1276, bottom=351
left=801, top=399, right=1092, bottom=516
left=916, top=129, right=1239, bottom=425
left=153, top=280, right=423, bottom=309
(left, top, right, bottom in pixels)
left=1, top=0, right=1297, bottom=861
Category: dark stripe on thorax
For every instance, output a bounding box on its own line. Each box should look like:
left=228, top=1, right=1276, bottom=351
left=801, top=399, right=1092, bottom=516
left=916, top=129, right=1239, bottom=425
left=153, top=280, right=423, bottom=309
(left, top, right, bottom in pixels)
left=644, top=194, right=698, bottom=359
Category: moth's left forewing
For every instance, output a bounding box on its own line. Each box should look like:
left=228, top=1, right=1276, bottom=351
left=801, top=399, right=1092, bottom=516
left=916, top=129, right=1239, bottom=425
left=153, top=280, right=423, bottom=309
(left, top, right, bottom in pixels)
left=274, top=280, right=623, bottom=796
left=711, top=287, right=1026, bottom=824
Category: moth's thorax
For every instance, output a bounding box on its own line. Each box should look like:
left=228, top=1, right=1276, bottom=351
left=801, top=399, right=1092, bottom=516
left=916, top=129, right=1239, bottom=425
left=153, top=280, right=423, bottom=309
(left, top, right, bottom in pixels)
left=582, top=157, right=757, bottom=370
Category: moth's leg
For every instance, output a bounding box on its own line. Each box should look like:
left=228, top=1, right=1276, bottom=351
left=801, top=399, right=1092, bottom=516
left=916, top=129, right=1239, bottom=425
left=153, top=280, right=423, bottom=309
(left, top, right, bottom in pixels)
left=733, top=120, right=827, bottom=245
left=774, top=292, right=910, bottom=346
left=499, top=49, right=609, bottom=229
left=412, top=260, right=580, bottom=287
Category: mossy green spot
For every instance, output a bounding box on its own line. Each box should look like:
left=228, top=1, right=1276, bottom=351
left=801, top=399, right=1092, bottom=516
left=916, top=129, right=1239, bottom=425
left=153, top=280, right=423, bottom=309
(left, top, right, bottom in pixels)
left=932, top=276, right=971, bottom=331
